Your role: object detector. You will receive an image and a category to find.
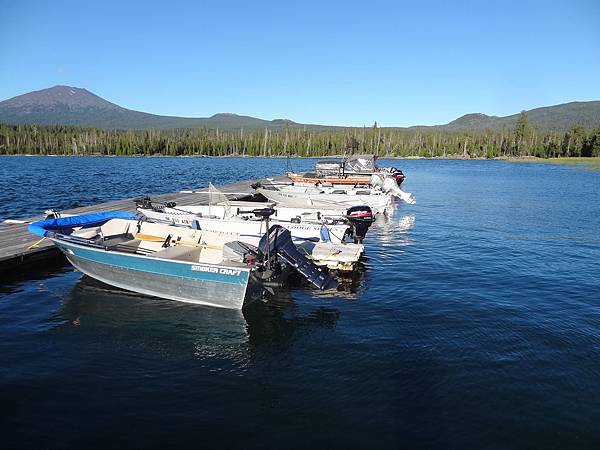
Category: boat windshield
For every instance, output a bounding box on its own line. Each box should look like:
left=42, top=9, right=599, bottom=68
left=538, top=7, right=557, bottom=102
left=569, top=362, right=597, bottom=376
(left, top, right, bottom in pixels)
left=344, top=155, right=376, bottom=173
left=315, top=160, right=343, bottom=177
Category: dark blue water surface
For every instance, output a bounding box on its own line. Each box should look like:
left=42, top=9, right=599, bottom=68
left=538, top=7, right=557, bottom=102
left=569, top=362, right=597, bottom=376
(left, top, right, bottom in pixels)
left=1, top=156, right=599, bottom=449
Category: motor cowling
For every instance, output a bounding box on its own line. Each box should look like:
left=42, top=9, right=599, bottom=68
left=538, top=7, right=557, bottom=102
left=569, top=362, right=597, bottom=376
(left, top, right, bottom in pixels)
left=251, top=208, right=276, bottom=219
left=389, top=167, right=405, bottom=185
left=345, top=205, right=375, bottom=243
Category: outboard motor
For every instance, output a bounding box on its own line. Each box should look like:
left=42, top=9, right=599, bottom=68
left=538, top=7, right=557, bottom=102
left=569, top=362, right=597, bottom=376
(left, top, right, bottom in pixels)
left=370, top=173, right=384, bottom=189
left=381, top=177, right=416, bottom=204
left=134, top=196, right=176, bottom=212
left=258, top=225, right=338, bottom=290
left=389, top=167, right=406, bottom=185
left=134, top=196, right=154, bottom=210
left=382, top=176, right=400, bottom=194
left=44, top=209, right=61, bottom=220
left=345, top=205, right=375, bottom=243
left=250, top=207, right=276, bottom=219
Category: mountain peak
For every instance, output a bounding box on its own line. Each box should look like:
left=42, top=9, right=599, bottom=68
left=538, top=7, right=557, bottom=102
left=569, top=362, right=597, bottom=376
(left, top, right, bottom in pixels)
left=50, top=85, right=86, bottom=92
left=210, top=113, right=240, bottom=118
left=446, top=112, right=499, bottom=130
left=0, top=85, right=120, bottom=111
left=451, top=112, right=494, bottom=122
left=271, top=118, right=296, bottom=125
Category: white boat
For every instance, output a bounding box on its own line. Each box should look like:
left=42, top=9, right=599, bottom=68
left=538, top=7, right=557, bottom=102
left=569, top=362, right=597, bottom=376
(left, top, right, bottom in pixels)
left=181, top=182, right=380, bottom=230
left=138, top=203, right=352, bottom=244
left=28, top=212, right=339, bottom=309
left=135, top=196, right=378, bottom=244
left=256, top=184, right=394, bottom=214
left=148, top=199, right=355, bottom=224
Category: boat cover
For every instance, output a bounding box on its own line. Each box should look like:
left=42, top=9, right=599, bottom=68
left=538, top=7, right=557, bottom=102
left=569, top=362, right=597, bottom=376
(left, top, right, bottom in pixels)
left=28, top=211, right=137, bottom=237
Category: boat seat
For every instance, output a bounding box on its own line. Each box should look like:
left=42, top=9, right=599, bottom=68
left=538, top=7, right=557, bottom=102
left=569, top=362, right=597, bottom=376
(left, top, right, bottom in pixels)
left=71, top=227, right=101, bottom=239
left=101, top=236, right=154, bottom=255
left=102, top=234, right=138, bottom=248
left=100, top=218, right=134, bottom=237
left=152, top=245, right=202, bottom=262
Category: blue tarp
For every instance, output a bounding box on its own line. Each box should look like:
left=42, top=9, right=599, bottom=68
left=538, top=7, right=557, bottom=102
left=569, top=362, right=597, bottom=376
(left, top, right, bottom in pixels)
left=28, top=211, right=137, bottom=237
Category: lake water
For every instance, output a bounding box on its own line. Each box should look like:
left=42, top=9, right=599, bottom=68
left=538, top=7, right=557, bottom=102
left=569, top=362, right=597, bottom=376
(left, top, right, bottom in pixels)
left=1, top=156, right=599, bottom=449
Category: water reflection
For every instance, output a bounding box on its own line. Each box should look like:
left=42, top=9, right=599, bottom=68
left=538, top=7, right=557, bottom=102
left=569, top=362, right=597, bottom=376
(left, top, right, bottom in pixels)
left=286, top=262, right=367, bottom=300
left=334, top=262, right=367, bottom=297
left=374, top=211, right=415, bottom=238
left=375, top=205, right=416, bottom=246
left=54, top=275, right=344, bottom=361
left=398, top=215, right=416, bottom=232
left=59, top=276, right=251, bottom=363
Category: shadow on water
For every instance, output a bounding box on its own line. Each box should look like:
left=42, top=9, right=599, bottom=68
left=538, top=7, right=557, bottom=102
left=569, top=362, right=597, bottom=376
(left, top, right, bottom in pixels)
left=243, top=293, right=340, bottom=348
left=0, top=259, right=71, bottom=295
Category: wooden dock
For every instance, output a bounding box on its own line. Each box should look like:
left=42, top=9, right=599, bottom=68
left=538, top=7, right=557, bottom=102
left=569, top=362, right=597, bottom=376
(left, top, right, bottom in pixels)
left=0, top=176, right=286, bottom=273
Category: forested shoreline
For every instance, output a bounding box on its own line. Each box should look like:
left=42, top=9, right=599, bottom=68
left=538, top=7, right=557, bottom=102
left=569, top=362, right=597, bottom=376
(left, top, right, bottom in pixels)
left=1, top=112, right=599, bottom=158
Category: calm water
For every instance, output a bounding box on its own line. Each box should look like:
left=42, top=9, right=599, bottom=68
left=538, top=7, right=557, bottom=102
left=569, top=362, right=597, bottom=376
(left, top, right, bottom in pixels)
left=1, top=156, right=599, bottom=449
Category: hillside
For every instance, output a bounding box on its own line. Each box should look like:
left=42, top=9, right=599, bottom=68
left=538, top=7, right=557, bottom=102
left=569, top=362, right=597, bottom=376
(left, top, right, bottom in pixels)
left=1, top=85, right=599, bottom=132
left=443, top=101, right=600, bottom=132
left=0, top=86, right=307, bottom=131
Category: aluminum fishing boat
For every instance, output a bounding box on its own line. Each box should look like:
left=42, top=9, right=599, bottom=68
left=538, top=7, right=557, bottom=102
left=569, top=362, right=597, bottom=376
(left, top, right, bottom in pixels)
left=136, top=200, right=371, bottom=271
left=135, top=198, right=376, bottom=245
left=28, top=212, right=338, bottom=309
left=138, top=203, right=351, bottom=244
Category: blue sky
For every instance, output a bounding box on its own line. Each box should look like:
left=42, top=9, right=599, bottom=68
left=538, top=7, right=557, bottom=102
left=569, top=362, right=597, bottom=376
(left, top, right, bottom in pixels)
left=1, top=0, right=598, bottom=126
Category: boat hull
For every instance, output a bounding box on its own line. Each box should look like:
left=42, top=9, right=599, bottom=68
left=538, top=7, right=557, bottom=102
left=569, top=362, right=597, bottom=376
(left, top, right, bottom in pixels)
left=288, top=172, right=405, bottom=186
left=258, top=188, right=391, bottom=215
left=155, top=202, right=351, bottom=222
left=54, top=239, right=256, bottom=309
left=138, top=208, right=350, bottom=244
left=288, top=172, right=372, bottom=185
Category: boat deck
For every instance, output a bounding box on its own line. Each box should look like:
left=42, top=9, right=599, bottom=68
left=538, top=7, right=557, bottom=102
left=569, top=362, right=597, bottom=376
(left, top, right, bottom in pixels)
left=0, top=176, right=287, bottom=273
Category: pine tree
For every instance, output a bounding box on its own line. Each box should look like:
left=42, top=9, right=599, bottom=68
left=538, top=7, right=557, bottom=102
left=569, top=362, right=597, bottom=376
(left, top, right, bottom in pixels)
left=514, top=111, right=530, bottom=156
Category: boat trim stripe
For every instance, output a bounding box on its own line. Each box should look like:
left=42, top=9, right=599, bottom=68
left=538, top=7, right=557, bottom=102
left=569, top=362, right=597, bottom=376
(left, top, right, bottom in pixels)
left=55, top=241, right=250, bottom=286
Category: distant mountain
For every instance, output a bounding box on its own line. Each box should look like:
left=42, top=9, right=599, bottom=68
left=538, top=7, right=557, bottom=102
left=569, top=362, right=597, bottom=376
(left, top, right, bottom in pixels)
left=441, top=101, right=600, bottom=132
left=1, top=85, right=599, bottom=132
left=0, top=85, right=307, bottom=131
left=444, top=113, right=501, bottom=130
